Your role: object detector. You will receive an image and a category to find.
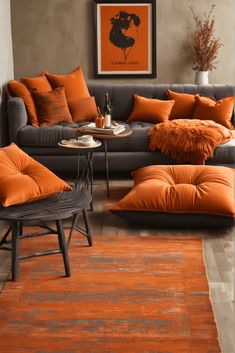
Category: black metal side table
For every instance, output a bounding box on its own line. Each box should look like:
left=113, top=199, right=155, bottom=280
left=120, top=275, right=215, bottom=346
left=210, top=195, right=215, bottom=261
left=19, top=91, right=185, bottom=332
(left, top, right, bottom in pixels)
left=76, top=128, right=132, bottom=196
left=58, top=139, right=102, bottom=210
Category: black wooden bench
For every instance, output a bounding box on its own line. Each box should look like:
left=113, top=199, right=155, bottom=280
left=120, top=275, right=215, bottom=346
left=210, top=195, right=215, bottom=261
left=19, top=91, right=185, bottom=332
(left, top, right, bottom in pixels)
left=0, top=188, right=92, bottom=281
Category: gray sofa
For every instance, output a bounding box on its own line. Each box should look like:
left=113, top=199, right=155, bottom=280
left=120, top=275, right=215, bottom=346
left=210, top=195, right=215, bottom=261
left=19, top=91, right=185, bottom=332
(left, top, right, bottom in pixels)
left=7, top=84, right=235, bottom=173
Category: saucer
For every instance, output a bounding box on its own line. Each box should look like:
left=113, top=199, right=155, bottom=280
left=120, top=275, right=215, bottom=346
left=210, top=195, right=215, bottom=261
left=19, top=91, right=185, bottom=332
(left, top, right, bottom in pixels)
left=76, top=140, right=101, bottom=148
left=59, top=140, right=101, bottom=149
left=60, top=139, right=77, bottom=145
left=78, top=139, right=95, bottom=146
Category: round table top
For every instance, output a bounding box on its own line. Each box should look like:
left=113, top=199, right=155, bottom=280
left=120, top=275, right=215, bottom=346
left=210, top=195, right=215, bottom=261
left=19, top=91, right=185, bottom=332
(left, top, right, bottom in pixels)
left=58, top=139, right=102, bottom=150
left=76, top=127, right=132, bottom=139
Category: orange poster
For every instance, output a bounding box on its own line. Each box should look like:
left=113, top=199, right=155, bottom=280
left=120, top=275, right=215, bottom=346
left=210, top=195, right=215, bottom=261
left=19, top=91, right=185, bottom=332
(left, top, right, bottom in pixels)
left=95, top=1, right=156, bottom=77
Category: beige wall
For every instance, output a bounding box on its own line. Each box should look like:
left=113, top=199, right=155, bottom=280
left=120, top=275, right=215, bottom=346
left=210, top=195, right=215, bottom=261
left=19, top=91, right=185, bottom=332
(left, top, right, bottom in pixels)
left=11, top=0, right=235, bottom=84
left=0, top=0, right=14, bottom=146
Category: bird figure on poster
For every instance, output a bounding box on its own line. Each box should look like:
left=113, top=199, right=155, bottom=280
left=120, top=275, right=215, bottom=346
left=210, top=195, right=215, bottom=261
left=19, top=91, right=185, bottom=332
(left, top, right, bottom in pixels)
left=109, top=11, right=140, bottom=61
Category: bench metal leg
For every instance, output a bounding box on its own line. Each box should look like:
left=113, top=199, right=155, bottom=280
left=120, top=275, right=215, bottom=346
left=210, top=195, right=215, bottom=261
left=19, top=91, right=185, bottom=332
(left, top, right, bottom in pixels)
left=66, top=210, right=92, bottom=247
left=83, top=209, right=92, bottom=247
left=19, top=222, right=23, bottom=236
left=56, top=220, right=71, bottom=277
left=12, top=221, right=20, bottom=281
left=67, top=213, right=79, bottom=247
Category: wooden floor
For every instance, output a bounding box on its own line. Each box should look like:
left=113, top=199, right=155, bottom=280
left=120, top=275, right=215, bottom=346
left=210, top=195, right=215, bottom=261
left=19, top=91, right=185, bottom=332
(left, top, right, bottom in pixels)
left=0, top=178, right=234, bottom=353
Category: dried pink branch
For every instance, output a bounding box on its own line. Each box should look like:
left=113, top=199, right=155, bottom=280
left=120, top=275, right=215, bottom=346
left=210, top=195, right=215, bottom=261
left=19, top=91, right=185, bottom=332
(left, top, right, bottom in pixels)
left=186, top=4, right=223, bottom=71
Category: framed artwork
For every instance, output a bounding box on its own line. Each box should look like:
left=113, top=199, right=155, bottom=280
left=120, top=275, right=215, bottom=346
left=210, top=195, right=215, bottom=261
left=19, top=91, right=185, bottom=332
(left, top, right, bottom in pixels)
left=94, top=0, right=156, bottom=78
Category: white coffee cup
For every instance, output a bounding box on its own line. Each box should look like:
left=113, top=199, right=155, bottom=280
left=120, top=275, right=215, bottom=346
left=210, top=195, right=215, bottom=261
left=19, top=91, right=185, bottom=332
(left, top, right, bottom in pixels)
left=78, top=135, right=94, bottom=145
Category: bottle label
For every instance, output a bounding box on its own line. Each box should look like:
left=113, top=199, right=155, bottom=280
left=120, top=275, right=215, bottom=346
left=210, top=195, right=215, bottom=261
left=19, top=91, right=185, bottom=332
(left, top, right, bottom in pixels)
left=105, top=114, right=111, bottom=128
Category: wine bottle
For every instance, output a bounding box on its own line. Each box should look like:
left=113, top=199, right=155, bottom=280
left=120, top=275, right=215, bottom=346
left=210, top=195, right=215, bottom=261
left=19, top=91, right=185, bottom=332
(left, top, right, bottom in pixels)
left=103, top=93, right=112, bottom=129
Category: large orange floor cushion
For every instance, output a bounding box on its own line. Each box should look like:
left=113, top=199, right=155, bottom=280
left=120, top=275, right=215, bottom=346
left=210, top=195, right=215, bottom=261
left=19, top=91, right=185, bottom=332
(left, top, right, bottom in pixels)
left=111, top=165, right=235, bottom=228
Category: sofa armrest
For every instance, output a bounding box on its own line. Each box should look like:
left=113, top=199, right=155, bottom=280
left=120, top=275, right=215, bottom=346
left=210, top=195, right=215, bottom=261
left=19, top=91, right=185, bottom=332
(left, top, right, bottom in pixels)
left=7, top=97, right=28, bottom=143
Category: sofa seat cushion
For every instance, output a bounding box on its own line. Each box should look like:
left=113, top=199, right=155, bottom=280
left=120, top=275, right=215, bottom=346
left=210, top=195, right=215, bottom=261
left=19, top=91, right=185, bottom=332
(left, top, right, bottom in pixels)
left=111, top=165, right=235, bottom=227
left=16, top=119, right=235, bottom=166
left=18, top=124, right=79, bottom=147
left=101, top=121, right=153, bottom=152
left=17, top=120, right=235, bottom=164
left=18, top=121, right=154, bottom=151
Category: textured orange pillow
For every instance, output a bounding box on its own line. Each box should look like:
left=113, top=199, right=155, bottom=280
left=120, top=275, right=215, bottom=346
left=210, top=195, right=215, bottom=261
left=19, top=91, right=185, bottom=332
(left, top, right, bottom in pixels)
left=21, top=71, right=52, bottom=92
left=69, top=96, right=98, bottom=122
left=193, top=95, right=235, bottom=129
left=0, top=144, right=71, bottom=207
left=7, top=80, right=39, bottom=127
left=166, top=90, right=197, bottom=119
left=31, top=86, right=73, bottom=126
left=111, top=165, right=235, bottom=217
left=127, top=95, right=175, bottom=123
left=46, top=66, right=90, bottom=101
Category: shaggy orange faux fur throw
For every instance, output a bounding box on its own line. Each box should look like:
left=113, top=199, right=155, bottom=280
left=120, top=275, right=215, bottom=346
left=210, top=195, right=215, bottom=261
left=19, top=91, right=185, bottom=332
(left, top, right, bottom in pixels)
left=148, top=119, right=232, bottom=164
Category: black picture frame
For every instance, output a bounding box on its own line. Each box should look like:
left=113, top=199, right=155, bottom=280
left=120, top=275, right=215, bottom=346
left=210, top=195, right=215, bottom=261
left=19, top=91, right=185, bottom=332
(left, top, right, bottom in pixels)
left=94, top=0, right=156, bottom=78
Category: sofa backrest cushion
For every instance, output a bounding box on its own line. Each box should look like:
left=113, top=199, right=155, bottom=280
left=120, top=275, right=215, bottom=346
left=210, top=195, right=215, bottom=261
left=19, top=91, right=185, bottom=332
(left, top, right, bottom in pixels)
left=46, top=66, right=90, bottom=102
left=166, top=89, right=198, bottom=119
left=8, top=72, right=53, bottom=127
left=69, top=96, right=98, bottom=122
left=193, top=95, right=235, bottom=129
left=127, top=94, right=174, bottom=123
left=8, top=80, right=39, bottom=127
left=88, top=84, right=235, bottom=126
left=21, top=71, right=52, bottom=92
left=31, top=86, right=73, bottom=126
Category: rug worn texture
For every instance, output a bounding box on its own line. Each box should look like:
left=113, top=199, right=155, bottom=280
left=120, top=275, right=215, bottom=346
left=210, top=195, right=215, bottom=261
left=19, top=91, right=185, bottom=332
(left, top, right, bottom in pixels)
left=0, top=233, right=221, bottom=353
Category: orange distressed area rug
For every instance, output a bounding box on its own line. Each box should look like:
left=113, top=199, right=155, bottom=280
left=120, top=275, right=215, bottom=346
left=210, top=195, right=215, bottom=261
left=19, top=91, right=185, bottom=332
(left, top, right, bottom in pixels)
left=0, top=234, right=221, bottom=353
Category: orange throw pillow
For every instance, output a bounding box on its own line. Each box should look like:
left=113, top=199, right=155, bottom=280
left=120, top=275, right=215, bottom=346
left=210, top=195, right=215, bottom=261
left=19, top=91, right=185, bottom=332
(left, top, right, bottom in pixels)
left=21, top=71, right=52, bottom=92
left=166, top=90, right=197, bottom=119
left=46, top=66, right=90, bottom=102
left=8, top=80, right=39, bottom=127
left=193, top=95, right=235, bottom=129
left=127, top=95, right=174, bottom=123
left=31, top=86, right=73, bottom=126
left=69, top=96, right=98, bottom=122
left=0, top=144, right=71, bottom=207
left=111, top=165, right=235, bottom=217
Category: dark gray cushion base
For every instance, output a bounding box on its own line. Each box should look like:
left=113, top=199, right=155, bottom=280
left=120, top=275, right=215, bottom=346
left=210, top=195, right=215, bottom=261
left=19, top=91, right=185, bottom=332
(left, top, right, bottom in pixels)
left=25, top=151, right=235, bottom=174
left=24, top=151, right=177, bottom=173
left=17, top=121, right=151, bottom=152
left=111, top=210, right=235, bottom=228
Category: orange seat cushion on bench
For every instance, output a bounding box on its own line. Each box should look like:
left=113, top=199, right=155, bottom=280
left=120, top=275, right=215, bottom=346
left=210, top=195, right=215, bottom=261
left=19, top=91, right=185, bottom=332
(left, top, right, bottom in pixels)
left=111, top=165, right=235, bottom=217
left=0, top=144, right=71, bottom=207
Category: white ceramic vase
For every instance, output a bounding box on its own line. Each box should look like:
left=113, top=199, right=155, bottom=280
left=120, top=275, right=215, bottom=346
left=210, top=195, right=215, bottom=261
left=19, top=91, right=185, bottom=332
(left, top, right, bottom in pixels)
left=195, top=71, right=209, bottom=85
